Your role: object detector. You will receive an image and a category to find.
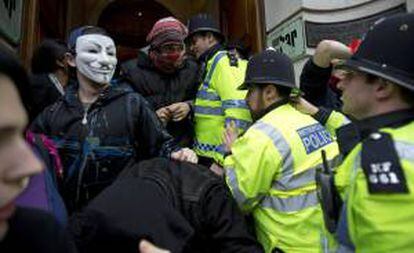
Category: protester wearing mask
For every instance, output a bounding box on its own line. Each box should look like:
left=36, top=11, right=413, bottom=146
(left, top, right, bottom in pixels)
left=121, top=17, right=199, bottom=147
left=31, top=26, right=197, bottom=214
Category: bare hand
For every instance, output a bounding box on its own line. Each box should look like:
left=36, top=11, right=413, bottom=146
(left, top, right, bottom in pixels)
left=290, top=97, right=319, bottom=116
left=223, top=120, right=238, bottom=153
left=209, top=162, right=224, bottom=177
left=139, top=240, right=170, bottom=253
left=171, top=148, right=198, bottom=164
left=167, top=102, right=191, bottom=122
left=156, top=107, right=172, bottom=125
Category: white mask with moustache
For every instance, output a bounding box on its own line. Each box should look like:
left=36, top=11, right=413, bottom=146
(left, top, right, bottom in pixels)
left=75, top=34, right=117, bottom=84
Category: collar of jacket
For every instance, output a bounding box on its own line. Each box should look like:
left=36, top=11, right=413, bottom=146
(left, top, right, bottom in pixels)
left=355, top=108, right=414, bottom=138
left=199, top=43, right=224, bottom=63
left=256, top=98, right=290, bottom=121
left=337, top=108, right=414, bottom=156
left=63, top=79, right=133, bottom=108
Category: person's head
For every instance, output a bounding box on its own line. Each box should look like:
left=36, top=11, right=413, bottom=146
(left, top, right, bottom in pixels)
left=67, top=26, right=117, bottom=86
left=0, top=44, right=43, bottom=240
left=336, top=13, right=414, bottom=120
left=239, top=49, right=296, bottom=121
left=31, top=39, right=70, bottom=75
left=146, top=17, right=188, bottom=73
left=186, top=13, right=224, bottom=59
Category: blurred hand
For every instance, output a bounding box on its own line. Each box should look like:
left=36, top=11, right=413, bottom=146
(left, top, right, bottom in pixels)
left=167, top=102, right=191, bottom=122
left=139, top=240, right=170, bottom=253
left=209, top=162, right=224, bottom=177
left=223, top=120, right=238, bottom=153
left=171, top=148, right=198, bottom=164
left=313, top=40, right=352, bottom=68
left=156, top=107, right=172, bottom=125
left=290, top=97, right=319, bottom=116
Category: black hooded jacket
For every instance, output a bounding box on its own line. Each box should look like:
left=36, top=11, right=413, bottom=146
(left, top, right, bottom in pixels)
left=69, top=158, right=264, bottom=253
left=121, top=52, right=199, bottom=146
left=30, top=79, right=177, bottom=213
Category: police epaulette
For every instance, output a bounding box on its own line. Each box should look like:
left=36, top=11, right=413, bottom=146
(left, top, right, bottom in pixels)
left=227, top=52, right=239, bottom=67
left=361, top=131, right=408, bottom=194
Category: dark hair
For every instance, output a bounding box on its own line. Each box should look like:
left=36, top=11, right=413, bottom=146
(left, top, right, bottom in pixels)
left=31, top=39, right=69, bottom=74
left=0, top=43, right=32, bottom=114
left=276, top=85, right=292, bottom=99
left=396, top=85, right=414, bottom=107
left=67, top=26, right=109, bottom=53
left=187, top=31, right=223, bottom=44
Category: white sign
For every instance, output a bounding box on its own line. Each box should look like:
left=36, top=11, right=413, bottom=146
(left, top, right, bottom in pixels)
left=267, top=18, right=306, bottom=60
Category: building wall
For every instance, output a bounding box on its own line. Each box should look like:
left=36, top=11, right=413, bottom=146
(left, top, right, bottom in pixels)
left=264, top=0, right=410, bottom=84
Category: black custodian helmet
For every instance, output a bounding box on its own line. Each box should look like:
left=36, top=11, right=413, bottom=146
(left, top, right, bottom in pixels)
left=340, top=13, right=414, bottom=91
left=239, top=49, right=296, bottom=90
left=187, top=13, right=224, bottom=42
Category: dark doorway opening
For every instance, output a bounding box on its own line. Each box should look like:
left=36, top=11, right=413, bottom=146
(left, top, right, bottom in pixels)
left=98, top=0, right=173, bottom=62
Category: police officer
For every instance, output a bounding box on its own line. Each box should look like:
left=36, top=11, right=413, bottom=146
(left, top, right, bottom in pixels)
left=300, top=13, right=414, bottom=253
left=186, top=13, right=252, bottom=167
left=223, top=49, right=340, bottom=253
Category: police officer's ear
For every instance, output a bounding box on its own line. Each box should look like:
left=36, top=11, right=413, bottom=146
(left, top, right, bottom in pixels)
left=66, top=52, right=76, bottom=68
left=374, top=78, right=397, bottom=101
left=205, top=32, right=218, bottom=45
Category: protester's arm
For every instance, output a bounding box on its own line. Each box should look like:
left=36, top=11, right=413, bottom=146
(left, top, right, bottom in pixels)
left=292, top=97, right=351, bottom=137
left=312, top=40, right=352, bottom=68
left=300, top=40, right=351, bottom=107
left=131, top=94, right=197, bottom=162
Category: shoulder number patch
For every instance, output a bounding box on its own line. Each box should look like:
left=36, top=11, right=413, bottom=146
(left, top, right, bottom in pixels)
left=361, top=132, right=408, bottom=194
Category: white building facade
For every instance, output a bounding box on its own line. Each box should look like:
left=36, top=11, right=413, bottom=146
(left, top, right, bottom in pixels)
left=264, top=0, right=414, bottom=83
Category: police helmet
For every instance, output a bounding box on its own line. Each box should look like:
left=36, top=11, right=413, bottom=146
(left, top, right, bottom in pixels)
left=238, top=49, right=296, bottom=90
left=187, top=13, right=224, bottom=42
left=339, top=13, right=414, bottom=91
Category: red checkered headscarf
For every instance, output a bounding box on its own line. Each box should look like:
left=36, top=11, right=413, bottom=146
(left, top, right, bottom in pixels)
left=146, top=17, right=188, bottom=49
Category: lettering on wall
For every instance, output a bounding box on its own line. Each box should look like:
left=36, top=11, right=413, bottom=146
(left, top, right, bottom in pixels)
left=266, top=17, right=306, bottom=61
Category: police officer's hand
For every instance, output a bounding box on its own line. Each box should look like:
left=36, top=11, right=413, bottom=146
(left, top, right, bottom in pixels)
left=156, top=107, right=172, bottom=125
left=291, top=97, right=319, bottom=116
left=223, top=120, right=238, bottom=153
left=139, top=240, right=170, bottom=253
left=167, top=102, right=191, bottom=122
left=209, top=162, right=224, bottom=177
left=171, top=147, right=198, bottom=164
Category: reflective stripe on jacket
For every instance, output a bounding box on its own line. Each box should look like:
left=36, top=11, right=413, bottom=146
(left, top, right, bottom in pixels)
left=334, top=118, right=414, bottom=253
left=194, top=50, right=251, bottom=165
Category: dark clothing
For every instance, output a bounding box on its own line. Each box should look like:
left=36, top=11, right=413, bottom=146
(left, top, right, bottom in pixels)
left=30, top=80, right=177, bottom=213
left=0, top=207, right=76, bottom=253
left=121, top=53, right=199, bottom=146
left=29, top=73, right=64, bottom=120
left=70, top=158, right=263, bottom=253
left=300, top=59, right=342, bottom=111
left=69, top=176, right=193, bottom=253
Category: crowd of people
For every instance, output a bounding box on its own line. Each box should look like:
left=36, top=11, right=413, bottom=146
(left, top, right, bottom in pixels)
left=0, top=11, right=413, bottom=253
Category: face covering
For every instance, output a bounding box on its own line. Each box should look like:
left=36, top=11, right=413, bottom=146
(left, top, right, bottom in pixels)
left=149, top=48, right=185, bottom=74
left=75, top=34, right=117, bottom=84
